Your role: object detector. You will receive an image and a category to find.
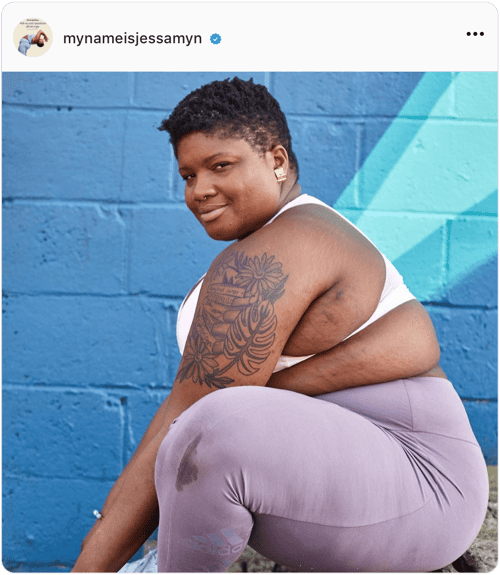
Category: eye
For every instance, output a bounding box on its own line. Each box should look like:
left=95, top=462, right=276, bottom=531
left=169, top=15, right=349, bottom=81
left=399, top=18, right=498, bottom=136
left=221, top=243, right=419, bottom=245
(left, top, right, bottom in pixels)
left=213, top=161, right=230, bottom=171
left=181, top=173, right=194, bottom=182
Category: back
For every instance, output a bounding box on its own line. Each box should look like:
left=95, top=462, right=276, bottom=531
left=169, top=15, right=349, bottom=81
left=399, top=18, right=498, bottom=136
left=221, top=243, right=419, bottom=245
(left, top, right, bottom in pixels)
left=177, top=194, right=391, bottom=376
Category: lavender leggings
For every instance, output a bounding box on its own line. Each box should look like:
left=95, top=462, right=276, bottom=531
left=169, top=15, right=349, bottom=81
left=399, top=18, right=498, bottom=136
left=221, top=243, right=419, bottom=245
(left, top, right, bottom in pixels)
left=154, top=378, right=488, bottom=572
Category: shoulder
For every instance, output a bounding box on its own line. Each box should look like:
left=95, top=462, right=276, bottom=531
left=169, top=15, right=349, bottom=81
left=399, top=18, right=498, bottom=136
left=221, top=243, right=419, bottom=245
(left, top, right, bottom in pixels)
left=206, top=205, right=343, bottom=309
left=265, top=200, right=343, bottom=245
left=269, top=199, right=384, bottom=266
left=242, top=200, right=364, bottom=270
left=273, top=200, right=367, bottom=240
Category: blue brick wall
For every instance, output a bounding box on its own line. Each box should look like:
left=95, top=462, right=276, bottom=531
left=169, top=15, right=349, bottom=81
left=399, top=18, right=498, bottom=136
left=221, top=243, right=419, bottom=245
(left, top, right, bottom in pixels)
left=3, top=72, right=497, bottom=571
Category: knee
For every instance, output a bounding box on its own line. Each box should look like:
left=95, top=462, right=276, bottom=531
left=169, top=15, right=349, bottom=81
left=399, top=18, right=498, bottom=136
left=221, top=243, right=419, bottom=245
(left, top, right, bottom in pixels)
left=155, top=387, right=267, bottom=495
left=170, top=386, right=270, bottom=442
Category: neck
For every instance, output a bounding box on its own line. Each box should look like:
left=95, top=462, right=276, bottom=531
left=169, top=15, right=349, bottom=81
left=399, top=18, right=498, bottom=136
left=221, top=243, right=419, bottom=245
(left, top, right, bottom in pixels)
left=236, top=180, right=302, bottom=242
left=278, top=176, right=302, bottom=211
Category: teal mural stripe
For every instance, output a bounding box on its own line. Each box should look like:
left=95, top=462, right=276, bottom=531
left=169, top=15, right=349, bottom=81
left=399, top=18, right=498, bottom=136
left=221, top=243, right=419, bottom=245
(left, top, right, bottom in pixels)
left=336, top=72, right=497, bottom=269
left=336, top=72, right=454, bottom=216
left=388, top=192, right=498, bottom=301
left=444, top=189, right=498, bottom=292
left=461, top=189, right=498, bottom=216
left=444, top=255, right=497, bottom=298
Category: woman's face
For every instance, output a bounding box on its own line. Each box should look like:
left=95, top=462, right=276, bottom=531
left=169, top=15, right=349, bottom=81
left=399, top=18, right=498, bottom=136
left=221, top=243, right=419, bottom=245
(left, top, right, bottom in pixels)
left=177, top=131, right=285, bottom=241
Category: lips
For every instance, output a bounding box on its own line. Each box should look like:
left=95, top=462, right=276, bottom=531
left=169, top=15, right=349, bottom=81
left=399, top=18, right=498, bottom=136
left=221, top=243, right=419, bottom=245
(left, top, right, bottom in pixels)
left=198, top=204, right=228, bottom=222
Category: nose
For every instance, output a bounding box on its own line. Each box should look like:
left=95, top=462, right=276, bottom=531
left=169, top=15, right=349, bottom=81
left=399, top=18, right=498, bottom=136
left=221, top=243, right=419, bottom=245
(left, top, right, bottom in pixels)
left=189, top=173, right=217, bottom=202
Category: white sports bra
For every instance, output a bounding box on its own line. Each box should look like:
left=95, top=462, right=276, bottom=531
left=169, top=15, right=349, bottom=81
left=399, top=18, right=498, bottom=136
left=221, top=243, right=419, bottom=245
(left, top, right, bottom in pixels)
left=176, top=194, right=415, bottom=373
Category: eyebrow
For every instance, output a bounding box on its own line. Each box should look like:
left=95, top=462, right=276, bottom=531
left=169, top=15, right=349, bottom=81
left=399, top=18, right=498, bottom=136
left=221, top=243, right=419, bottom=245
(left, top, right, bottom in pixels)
left=178, top=152, right=233, bottom=172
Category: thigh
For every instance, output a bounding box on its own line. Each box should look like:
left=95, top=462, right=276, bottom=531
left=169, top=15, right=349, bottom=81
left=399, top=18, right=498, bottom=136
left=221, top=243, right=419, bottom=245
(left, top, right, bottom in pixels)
left=156, top=386, right=406, bottom=571
left=213, top=387, right=429, bottom=527
left=245, top=381, right=487, bottom=572
left=155, top=385, right=486, bottom=572
left=159, top=385, right=426, bottom=520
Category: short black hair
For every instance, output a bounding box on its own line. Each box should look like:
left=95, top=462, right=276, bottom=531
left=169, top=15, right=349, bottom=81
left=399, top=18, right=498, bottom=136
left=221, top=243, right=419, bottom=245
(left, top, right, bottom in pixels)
left=159, top=77, right=299, bottom=175
left=36, top=41, right=44, bottom=48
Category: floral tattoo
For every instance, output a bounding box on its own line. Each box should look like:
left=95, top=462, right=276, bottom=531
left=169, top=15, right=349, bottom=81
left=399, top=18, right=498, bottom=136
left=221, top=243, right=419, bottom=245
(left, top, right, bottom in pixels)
left=177, top=251, right=288, bottom=389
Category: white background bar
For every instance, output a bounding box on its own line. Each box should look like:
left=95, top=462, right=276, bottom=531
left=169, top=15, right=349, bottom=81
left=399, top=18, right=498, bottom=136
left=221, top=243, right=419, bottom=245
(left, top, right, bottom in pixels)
left=2, top=2, right=498, bottom=72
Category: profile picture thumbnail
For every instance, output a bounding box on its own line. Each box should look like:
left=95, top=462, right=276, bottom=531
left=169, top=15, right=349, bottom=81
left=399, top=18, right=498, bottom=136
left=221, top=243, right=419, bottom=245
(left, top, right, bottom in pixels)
left=14, top=18, right=52, bottom=57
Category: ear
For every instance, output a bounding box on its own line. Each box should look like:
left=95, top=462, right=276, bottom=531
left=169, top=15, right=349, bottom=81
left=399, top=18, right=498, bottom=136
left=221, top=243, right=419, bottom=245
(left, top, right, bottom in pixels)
left=269, top=145, right=289, bottom=173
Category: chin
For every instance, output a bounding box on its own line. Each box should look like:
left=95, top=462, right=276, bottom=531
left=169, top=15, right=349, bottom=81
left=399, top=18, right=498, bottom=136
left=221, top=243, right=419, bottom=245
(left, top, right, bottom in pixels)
left=201, top=219, right=260, bottom=242
left=205, top=228, right=239, bottom=242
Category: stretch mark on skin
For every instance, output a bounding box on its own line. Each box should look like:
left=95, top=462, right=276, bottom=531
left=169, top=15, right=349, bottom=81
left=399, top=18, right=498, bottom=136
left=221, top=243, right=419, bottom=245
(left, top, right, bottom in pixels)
left=176, top=432, right=202, bottom=492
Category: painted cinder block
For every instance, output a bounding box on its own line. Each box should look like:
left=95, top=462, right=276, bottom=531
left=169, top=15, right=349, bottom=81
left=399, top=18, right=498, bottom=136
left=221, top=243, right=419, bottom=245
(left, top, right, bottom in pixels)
left=461, top=189, right=498, bottom=217
left=462, top=400, right=498, bottom=465
left=2, top=72, right=132, bottom=108
left=163, top=301, right=184, bottom=384
left=274, top=72, right=367, bottom=116
left=3, top=202, right=126, bottom=294
left=357, top=117, right=424, bottom=211
left=443, top=255, right=497, bottom=309
left=445, top=217, right=497, bottom=307
left=453, top=72, right=498, bottom=121
left=124, top=391, right=167, bottom=461
left=171, top=168, right=189, bottom=204
left=121, top=110, right=178, bottom=203
left=357, top=72, right=427, bottom=116
left=124, top=298, right=182, bottom=390
left=289, top=118, right=358, bottom=207
left=393, top=228, right=447, bottom=302
left=393, top=72, right=454, bottom=118
left=342, top=211, right=447, bottom=300
left=132, top=72, right=267, bottom=110
left=274, top=72, right=424, bottom=117
left=3, top=107, right=127, bottom=201
left=2, top=295, right=168, bottom=387
left=358, top=119, right=497, bottom=214
left=427, top=307, right=497, bottom=400
left=127, top=205, right=229, bottom=297
left=3, top=388, right=123, bottom=480
left=2, top=475, right=115, bottom=566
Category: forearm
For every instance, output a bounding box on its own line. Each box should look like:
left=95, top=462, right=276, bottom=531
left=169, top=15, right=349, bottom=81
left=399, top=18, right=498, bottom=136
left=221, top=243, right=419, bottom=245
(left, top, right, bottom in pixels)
left=84, top=396, right=172, bottom=526
left=73, top=395, right=184, bottom=571
left=268, top=300, right=441, bottom=395
left=73, top=435, right=163, bottom=572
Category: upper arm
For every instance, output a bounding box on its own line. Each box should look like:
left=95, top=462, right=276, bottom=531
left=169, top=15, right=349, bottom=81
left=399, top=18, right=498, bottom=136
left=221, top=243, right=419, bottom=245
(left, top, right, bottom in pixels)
left=170, top=217, right=337, bottom=407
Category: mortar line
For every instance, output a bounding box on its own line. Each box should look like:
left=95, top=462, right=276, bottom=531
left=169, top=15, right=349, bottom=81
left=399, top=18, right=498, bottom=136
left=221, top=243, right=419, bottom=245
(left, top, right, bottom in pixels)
left=4, top=197, right=497, bottom=219
left=4, top=103, right=496, bottom=124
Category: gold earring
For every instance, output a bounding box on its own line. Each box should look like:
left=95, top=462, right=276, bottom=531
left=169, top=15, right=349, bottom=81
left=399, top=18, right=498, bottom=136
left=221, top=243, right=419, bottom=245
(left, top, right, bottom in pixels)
left=274, top=168, right=287, bottom=182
